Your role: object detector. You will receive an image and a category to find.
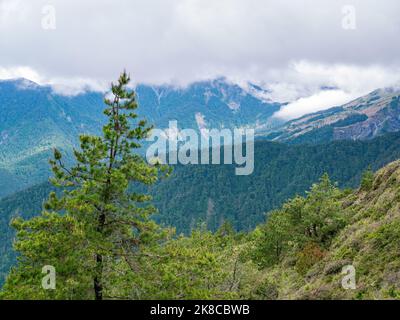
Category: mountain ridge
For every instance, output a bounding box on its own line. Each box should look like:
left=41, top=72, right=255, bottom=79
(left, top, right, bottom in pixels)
left=263, top=87, right=400, bottom=144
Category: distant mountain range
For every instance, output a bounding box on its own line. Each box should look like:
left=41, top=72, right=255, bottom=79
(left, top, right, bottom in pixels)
left=0, top=79, right=106, bottom=197
left=2, top=78, right=400, bottom=199
left=0, top=78, right=281, bottom=198
left=264, top=87, right=400, bottom=144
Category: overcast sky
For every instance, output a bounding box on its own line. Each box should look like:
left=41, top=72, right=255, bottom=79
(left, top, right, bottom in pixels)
left=1, top=0, right=400, bottom=118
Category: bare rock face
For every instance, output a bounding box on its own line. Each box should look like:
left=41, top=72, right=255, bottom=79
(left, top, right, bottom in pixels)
left=334, top=91, right=400, bottom=140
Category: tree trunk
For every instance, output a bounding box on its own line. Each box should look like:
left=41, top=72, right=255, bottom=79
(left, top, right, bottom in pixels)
left=94, top=253, right=103, bottom=300
left=94, top=212, right=106, bottom=300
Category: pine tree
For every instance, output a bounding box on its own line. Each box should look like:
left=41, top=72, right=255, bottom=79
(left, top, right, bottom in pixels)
left=1, top=71, right=169, bottom=300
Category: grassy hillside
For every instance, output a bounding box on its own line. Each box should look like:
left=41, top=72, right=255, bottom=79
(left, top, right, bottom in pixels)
left=249, top=160, right=400, bottom=299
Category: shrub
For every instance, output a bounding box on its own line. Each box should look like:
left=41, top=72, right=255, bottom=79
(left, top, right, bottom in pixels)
left=296, top=242, right=325, bottom=275
left=360, top=167, right=374, bottom=191
left=254, top=279, right=279, bottom=300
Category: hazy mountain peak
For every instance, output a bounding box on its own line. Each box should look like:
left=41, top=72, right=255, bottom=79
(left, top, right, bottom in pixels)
left=0, top=77, right=40, bottom=88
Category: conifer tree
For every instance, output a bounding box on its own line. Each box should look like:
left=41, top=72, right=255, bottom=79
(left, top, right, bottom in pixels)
left=1, top=71, right=169, bottom=300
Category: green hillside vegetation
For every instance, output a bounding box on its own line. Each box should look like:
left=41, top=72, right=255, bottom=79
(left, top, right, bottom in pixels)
left=148, top=132, right=400, bottom=233
left=3, top=132, right=400, bottom=233
left=2, top=133, right=400, bottom=285
left=1, top=160, right=399, bottom=299
left=247, top=161, right=400, bottom=299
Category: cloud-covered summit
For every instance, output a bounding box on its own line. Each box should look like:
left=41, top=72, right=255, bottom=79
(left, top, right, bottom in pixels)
left=1, top=0, right=400, bottom=117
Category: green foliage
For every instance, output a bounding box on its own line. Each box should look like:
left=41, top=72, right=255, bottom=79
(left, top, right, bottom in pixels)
left=0, top=213, right=92, bottom=299
left=140, top=132, right=400, bottom=235
left=250, top=160, right=400, bottom=300
left=300, top=174, right=346, bottom=245
left=251, top=174, right=346, bottom=271
left=368, top=219, right=400, bottom=249
left=251, top=211, right=293, bottom=268
left=361, top=166, right=374, bottom=191
left=125, top=229, right=237, bottom=299
left=253, top=279, right=279, bottom=300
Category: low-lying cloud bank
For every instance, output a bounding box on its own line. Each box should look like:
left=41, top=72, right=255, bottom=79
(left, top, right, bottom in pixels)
left=2, top=61, right=400, bottom=120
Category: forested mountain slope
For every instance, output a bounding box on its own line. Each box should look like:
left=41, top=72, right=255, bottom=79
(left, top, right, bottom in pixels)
left=0, top=78, right=281, bottom=198
left=149, top=132, right=400, bottom=232
left=2, top=132, right=400, bottom=284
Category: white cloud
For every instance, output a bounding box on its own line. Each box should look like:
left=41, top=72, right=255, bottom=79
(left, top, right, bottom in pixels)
left=47, top=77, right=109, bottom=96
left=0, top=0, right=399, bottom=84
left=0, top=66, right=42, bottom=83
left=273, top=89, right=355, bottom=119
left=0, top=0, right=399, bottom=110
left=270, top=62, right=400, bottom=119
